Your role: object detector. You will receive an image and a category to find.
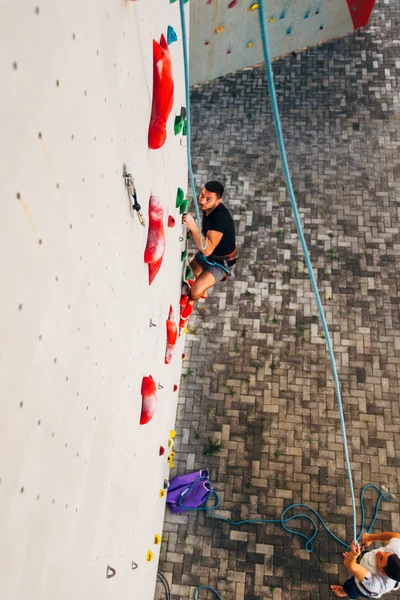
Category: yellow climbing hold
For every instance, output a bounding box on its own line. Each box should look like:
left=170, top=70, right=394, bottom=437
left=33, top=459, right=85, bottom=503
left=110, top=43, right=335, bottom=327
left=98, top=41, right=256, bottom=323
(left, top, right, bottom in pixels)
left=247, top=42, right=253, bottom=48
left=146, top=550, right=154, bottom=562
left=215, top=25, right=224, bottom=34
left=269, top=17, right=275, bottom=22
left=170, top=430, right=176, bottom=439
left=154, top=534, right=161, bottom=545
left=250, top=3, right=259, bottom=10
left=159, top=489, right=166, bottom=498
left=184, top=326, right=189, bottom=334
left=168, top=438, right=174, bottom=448
left=168, top=461, right=175, bottom=469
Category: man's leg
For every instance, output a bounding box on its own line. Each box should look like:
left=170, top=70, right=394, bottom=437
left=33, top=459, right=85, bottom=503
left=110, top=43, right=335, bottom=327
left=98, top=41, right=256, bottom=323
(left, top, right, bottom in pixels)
left=180, top=271, right=216, bottom=326
left=190, top=257, right=203, bottom=279
left=190, top=271, right=216, bottom=301
left=331, top=586, right=348, bottom=598
left=180, top=257, right=204, bottom=310
left=331, top=576, right=360, bottom=599
left=190, top=256, right=209, bottom=299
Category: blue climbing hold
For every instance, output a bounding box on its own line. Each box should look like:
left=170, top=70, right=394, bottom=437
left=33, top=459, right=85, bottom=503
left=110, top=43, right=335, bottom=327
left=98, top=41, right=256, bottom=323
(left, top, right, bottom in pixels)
left=167, top=25, right=178, bottom=45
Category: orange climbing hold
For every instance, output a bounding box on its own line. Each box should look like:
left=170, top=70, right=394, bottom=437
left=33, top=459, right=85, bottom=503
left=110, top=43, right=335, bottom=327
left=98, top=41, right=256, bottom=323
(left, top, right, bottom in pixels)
left=140, top=375, right=158, bottom=425
left=165, top=305, right=178, bottom=364
left=148, top=35, right=174, bottom=150
left=144, top=196, right=165, bottom=285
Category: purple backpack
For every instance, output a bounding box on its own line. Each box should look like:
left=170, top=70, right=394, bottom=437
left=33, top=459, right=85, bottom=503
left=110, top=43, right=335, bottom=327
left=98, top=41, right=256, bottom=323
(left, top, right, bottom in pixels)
left=166, top=469, right=214, bottom=513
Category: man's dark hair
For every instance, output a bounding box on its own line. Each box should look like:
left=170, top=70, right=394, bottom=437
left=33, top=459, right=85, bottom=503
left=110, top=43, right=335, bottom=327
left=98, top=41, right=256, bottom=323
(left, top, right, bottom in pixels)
left=383, top=554, right=400, bottom=581
left=205, top=180, right=224, bottom=199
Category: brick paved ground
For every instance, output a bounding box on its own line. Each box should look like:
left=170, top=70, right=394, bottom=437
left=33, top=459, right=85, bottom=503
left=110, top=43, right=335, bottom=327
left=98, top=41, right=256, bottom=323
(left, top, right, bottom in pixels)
left=156, top=1, right=400, bottom=598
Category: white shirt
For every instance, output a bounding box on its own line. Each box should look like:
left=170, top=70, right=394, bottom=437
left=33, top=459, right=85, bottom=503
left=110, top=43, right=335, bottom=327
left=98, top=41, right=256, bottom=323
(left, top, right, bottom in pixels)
left=356, top=537, right=400, bottom=598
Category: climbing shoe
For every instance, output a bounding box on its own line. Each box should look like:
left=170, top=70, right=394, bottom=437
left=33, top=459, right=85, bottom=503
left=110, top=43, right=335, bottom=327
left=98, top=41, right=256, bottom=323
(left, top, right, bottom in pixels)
left=180, top=302, right=194, bottom=324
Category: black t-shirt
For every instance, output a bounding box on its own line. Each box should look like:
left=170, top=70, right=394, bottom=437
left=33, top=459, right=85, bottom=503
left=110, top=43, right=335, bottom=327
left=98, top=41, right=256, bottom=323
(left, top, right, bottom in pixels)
left=202, top=203, right=236, bottom=256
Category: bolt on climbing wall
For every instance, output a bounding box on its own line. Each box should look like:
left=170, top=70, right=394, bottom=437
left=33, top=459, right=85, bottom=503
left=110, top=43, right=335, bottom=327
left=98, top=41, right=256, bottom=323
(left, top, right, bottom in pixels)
left=190, top=0, right=376, bottom=86
left=0, top=1, right=189, bottom=599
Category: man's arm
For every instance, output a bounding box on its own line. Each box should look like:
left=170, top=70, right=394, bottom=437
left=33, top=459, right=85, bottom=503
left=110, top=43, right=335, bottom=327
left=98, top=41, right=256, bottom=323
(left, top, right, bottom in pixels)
left=361, top=532, right=400, bottom=547
left=343, top=541, right=369, bottom=583
left=183, top=215, right=222, bottom=257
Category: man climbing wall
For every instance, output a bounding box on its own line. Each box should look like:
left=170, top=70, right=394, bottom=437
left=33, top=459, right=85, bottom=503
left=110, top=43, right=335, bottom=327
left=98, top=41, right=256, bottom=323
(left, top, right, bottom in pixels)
left=180, top=180, right=237, bottom=327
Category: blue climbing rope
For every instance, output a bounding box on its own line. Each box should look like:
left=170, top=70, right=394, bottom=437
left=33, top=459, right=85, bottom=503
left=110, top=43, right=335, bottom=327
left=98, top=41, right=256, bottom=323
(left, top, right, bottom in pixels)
left=179, top=478, right=393, bottom=553
left=194, top=586, right=223, bottom=600
left=198, top=253, right=230, bottom=275
left=183, top=482, right=392, bottom=598
left=178, top=0, right=208, bottom=251
left=257, top=0, right=358, bottom=542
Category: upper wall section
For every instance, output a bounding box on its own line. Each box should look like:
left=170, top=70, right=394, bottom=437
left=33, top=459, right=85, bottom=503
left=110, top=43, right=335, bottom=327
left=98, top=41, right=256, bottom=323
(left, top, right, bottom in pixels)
left=189, top=0, right=376, bottom=86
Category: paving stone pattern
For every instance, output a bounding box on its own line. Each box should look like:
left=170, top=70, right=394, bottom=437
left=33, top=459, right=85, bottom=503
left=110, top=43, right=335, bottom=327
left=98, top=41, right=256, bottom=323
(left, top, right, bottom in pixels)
left=156, top=2, right=400, bottom=598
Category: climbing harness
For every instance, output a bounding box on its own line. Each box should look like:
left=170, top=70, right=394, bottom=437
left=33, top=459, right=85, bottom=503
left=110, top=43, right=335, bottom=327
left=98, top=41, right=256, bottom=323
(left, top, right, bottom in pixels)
left=178, top=0, right=207, bottom=252
left=197, top=246, right=238, bottom=277
left=211, top=246, right=238, bottom=271
left=198, top=254, right=230, bottom=276
left=123, top=167, right=145, bottom=226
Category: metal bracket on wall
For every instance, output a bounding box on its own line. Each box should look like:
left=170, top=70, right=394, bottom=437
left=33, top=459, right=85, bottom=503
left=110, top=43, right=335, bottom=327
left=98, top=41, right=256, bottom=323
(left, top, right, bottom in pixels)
left=123, top=164, right=145, bottom=226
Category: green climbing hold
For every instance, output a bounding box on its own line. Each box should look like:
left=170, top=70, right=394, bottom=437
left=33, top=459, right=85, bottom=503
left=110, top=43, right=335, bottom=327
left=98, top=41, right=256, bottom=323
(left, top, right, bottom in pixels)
left=185, top=265, right=193, bottom=280
left=181, top=250, right=187, bottom=262
left=176, top=188, right=185, bottom=208
left=182, top=120, right=187, bottom=136
left=179, top=200, right=190, bottom=214
left=174, top=115, right=184, bottom=135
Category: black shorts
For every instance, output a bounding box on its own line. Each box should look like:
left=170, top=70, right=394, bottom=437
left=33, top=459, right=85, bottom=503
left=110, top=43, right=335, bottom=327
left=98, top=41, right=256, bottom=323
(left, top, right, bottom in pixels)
left=194, top=252, right=231, bottom=282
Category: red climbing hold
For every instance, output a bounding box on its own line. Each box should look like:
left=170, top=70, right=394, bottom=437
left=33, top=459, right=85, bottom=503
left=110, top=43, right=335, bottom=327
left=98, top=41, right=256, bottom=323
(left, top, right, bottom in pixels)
left=173, top=384, right=178, bottom=392
left=165, top=305, right=178, bottom=364
left=140, top=375, right=158, bottom=425
left=168, top=215, right=175, bottom=228
left=159, top=446, right=165, bottom=456
left=228, top=0, right=238, bottom=7
left=144, top=196, right=165, bottom=285
left=182, top=353, right=185, bottom=360
left=179, top=301, right=193, bottom=328
left=148, top=34, right=174, bottom=150
left=180, top=292, right=189, bottom=310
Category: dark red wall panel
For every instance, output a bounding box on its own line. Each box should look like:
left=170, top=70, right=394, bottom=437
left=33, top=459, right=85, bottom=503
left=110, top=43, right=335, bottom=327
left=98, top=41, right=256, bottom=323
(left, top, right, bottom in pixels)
left=346, top=0, right=376, bottom=30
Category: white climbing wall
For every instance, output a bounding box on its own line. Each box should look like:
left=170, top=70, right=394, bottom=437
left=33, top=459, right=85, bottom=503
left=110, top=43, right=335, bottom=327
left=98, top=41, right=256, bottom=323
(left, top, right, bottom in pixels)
left=190, top=0, right=370, bottom=86
left=0, top=1, right=188, bottom=599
